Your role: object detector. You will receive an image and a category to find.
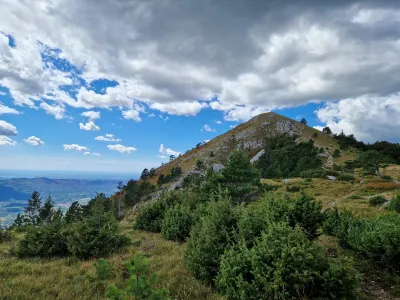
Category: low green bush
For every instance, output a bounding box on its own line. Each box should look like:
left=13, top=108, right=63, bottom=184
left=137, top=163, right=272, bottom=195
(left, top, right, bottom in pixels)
left=285, top=185, right=301, bottom=192
left=16, top=219, right=68, bottom=258
left=388, top=194, right=400, bottom=213
left=300, top=169, right=326, bottom=178
left=216, top=223, right=359, bottom=300
left=338, top=174, right=355, bottom=181
left=263, top=193, right=324, bottom=240
left=134, top=191, right=181, bottom=232
left=346, top=214, right=400, bottom=265
left=63, top=213, right=129, bottom=259
left=106, top=253, right=169, bottom=299
left=93, top=258, right=112, bottom=280
left=161, top=205, right=193, bottom=242
left=184, top=194, right=238, bottom=284
left=324, top=209, right=400, bottom=266
left=369, top=195, right=386, bottom=206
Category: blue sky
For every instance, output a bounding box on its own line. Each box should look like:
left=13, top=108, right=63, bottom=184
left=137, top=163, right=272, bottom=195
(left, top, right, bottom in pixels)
left=1, top=1, right=400, bottom=173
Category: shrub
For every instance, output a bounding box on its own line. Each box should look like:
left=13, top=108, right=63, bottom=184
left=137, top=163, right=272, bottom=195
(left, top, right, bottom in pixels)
left=237, top=201, right=269, bottom=247
left=93, top=258, right=112, bottom=280
left=346, top=214, right=400, bottom=266
left=337, top=174, right=355, bottom=181
left=285, top=185, right=301, bottom=192
left=388, top=194, right=400, bottom=213
left=264, top=193, right=324, bottom=240
left=16, top=219, right=68, bottom=257
left=300, top=169, right=326, bottom=178
left=106, top=253, right=169, bottom=300
left=304, top=177, right=312, bottom=183
left=348, top=194, right=362, bottom=200
left=216, top=223, right=359, bottom=300
left=369, top=195, right=386, bottom=207
left=134, top=191, right=181, bottom=232
left=184, top=194, right=238, bottom=283
left=333, top=149, right=341, bottom=158
left=161, top=205, right=193, bottom=242
left=63, top=212, right=129, bottom=259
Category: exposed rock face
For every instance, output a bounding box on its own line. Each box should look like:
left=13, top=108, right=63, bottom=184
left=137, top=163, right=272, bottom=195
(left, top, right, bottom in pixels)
left=212, top=164, right=225, bottom=172
left=250, top=149, right=265, bottom=164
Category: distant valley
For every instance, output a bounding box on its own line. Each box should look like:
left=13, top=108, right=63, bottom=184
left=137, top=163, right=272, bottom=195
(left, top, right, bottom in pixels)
left=0, top=177, right=122, bottom=226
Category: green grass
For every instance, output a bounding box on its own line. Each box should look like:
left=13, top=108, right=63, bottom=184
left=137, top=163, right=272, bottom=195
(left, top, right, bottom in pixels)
left=0, top=222, right=222, bottom=300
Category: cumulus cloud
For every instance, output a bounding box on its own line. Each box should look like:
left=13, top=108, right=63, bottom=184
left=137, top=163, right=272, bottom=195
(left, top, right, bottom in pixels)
left=315, top=93, right=400, bottom=142
left=2, top=1, right=400, bottom=139
left=0, top=103, right=21, bottom=115
left=95, top=134, right=121, bottom=142
left=150, top=102, right=208, bottom=116
left=107, top=144, right=137, bottom=154
left=24, top=136, right=44, bottom=146
left=84, top=151, right=101, bottom=156
left=122, top=109, right=141, bottom=122
left=215, top=120, right=222, bottom=124
left=0, top=120, right=18, bottom=136
left=0, top=136, right=16, bottom=146
left=202, top=124, right=215, bottom=132
left=79, top=121, right=100, bottom=131
left=63, top=144, right=88, bottom=151
left=40, top=102, right=66, bottom=120
left=81, top=111, right=100, bottom=120
left=159, top=143, right=181, bottom=156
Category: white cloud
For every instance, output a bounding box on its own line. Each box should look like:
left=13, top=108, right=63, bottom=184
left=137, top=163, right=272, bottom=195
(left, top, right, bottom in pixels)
left=229, top=125, right=237, bottom=129
left=215, top=120, right=222, bottom=124
left=81, top=111, right=100, bottom=120
left=159, top=143, right=181, bottom=156
left=24, top=136, right=44, bottom=146
left=315, top=93, right=400, bottom=142
left=2, top=1, right=400, bottom=140
left=0, top=120, right=18, bottom=136
left=122, top=109, right=141, bottom=122
left=84, top=151, right=101, bottom=156
left=79, top=121, right=100, bottom=131
left=151, top=101, right=208, bottom=116
left=204, top=139, right=210, bottom=143
left=63, top=144, right=88, bottom=151
left=202, top=124, right=215, bottom=132
left=148, top=113, right=155, bottom=117
left=107, top=144, right=137, bottom=154
left=0, top=103, right=21, bottom=115
left=95, top=134, right=121, bottom=142
left=40, top=102, right=66, bottom=120
left=0, top=136, right=16, bottom=146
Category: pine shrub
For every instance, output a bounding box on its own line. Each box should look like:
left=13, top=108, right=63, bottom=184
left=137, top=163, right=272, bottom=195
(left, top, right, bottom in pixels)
left=16, top=219, right=68, bottom=257
left=369, top=195, right=386, bottom=206
left=388, top=194, right=400, bottom=213
left=184, top=195, right=238, bottom=283
left=161, top=204, right=193, bottom=242
left=216, top=223, right=359, bottom=300
left=134, top=191, right=181, bottom=232
left=63, top=212, right=129, bottom=259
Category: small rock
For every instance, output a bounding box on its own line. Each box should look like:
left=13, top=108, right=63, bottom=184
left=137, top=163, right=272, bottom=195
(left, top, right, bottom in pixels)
left=212, top=164, right=225, bottom=172
left=327, top=175, right=337, bottom=181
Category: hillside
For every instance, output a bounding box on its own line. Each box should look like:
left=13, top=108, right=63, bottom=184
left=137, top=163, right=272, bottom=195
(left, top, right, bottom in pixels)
left=150, top=112, right=354, bottom=185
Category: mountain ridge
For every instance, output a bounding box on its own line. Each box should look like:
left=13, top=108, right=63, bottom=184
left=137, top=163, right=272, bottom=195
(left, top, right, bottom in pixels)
left=149, top=112, right=354, bottom=185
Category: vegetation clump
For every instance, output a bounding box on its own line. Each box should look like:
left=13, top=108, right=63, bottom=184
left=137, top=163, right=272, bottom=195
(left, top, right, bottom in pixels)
left=369, top=195, right=386, bottom=207
left=217, top=223, right=359, bottom=300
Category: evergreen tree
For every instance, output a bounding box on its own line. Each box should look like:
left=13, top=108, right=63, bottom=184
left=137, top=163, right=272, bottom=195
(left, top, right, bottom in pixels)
left=140, top=168, right=149, bottom=180
left=38, top=195, right=55, bottom=224
left=357, top=150, right=389, bottom=176
left=322, top=126, right=332, bottom=135
left=24, top=191, right=42, bottom=225
left=300, top=118, right=307, bottom=125
left=65, top=201, right=84, bottom=224
left=221, top=151, right=260, bottom=203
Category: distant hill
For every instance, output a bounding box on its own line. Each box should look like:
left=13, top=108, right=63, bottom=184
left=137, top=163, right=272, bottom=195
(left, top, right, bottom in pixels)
left=0, top=185, right=30, bottom=201
left=149, top=112, right=355, bottom=185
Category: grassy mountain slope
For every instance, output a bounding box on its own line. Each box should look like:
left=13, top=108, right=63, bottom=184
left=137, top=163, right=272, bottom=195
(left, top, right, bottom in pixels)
left=150, top=112, right=354, bottom=185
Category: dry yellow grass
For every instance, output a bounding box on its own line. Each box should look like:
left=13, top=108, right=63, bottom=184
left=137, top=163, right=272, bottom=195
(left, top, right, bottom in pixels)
left=0, top=222, right=223, bottom=300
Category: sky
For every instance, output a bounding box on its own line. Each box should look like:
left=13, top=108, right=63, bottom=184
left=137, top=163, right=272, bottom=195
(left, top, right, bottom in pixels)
left=0, top=0, right=400, bottom=174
